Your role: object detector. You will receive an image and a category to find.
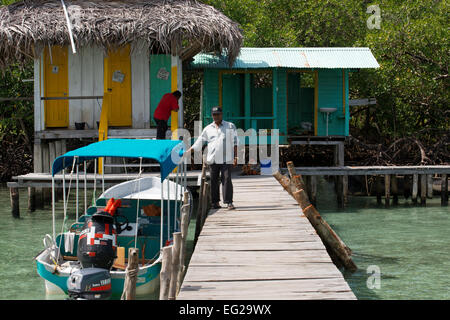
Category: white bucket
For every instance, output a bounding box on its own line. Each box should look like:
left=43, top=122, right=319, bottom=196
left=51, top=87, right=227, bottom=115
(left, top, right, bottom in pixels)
left=260, top=158, right=272, bottom=175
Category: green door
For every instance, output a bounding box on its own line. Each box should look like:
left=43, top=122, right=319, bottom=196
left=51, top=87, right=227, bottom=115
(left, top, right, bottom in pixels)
left=222, top=73, right=245, bottom=129
left=287, top=72, right=314, bottom=135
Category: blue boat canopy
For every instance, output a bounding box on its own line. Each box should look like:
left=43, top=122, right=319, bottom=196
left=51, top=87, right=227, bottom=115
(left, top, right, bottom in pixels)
left=52, top=139, right=185, bottom=181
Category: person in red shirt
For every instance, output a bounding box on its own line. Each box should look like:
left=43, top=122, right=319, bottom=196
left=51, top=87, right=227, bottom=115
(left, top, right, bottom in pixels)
left=153, top=90, right=181, bottom=139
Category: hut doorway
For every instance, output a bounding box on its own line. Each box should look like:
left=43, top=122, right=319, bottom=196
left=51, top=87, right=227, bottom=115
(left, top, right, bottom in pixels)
left=104, top=45, right=132, bottom=127
left=43, top=46, right=69, bottom=128
left=251, top=72, right=273, bottom=131
left=287, top=71, right=316, bottom=136
left=218, top=71, right=273, bottom=131
left=222, top=73, right=245, bottom=129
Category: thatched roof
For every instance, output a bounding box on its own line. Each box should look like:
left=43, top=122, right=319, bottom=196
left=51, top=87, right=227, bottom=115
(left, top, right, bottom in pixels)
left=0, top=0, right=243, bottom=69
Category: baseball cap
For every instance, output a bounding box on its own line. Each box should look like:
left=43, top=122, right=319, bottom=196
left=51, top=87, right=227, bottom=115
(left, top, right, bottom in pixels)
left=211, top=106, right=222, bottom=114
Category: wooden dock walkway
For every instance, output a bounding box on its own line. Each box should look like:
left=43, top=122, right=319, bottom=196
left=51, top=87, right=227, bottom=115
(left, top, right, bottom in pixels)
left=178, top=175, right=356, bottom=300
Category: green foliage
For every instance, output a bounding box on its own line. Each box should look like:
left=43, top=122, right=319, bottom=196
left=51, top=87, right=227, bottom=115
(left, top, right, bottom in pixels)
left=0, top=0, right=447, bottom=172
left=0, top=63, right=34, bottom=134
left=351, top=0, right=449, bottom=140
left=202, top=0, right=449, bottom=149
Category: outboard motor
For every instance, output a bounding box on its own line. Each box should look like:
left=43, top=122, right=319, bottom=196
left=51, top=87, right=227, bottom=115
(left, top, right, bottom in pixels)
left=71, top=198, right=129, bottom=300
left=67, top=268, right=112, bottom=300
left=77, top=211, right=117, bottom=269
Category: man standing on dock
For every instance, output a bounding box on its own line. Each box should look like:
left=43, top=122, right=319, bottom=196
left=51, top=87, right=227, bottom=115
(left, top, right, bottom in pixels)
left=153, top=90, right=181, bottom=139
left=184, top=107, right=239, bottom=210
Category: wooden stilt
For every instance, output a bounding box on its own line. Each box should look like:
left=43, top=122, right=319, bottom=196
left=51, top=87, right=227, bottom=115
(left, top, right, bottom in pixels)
left=201, top=182, right=210, bottom=226
left=10, top=187, right=20, bottom=218
left=49, top=141, right=56, bottom=169
left=304, top=176, right=311, bottom=201
left=177, top=192, right=190, bottom=294
left=384, top=174, right=390, bottom=207
left=169, top=232, right=181, bottom=300
left=310, top=175, right=317, bottom=207
left=403, top=174, right=412, bottom=200
left=376, top=175, right=383, bottom=205
left=441, top=174, right=448, bottom=206
left=42, top=142, right=51, bottom=204
left=28, top=187, right=36, bottom=212
left=420, top=174, right=427, bottom=205
left=342, top=175, right=348, bottom=205
left=33, top=141, right=44, bottom=209
left=194, top=159, right=207, bottom=245
left=205, top=182, right=211, bottom=212
left=427, top=174, right=433, bottom=199
left=336, top=176, right=344, bottom=208
left=412, top=174, right=418, bottom=204
left=159, top=245, right=173, bottom=300
left=391, top=175, right=398, bottom=205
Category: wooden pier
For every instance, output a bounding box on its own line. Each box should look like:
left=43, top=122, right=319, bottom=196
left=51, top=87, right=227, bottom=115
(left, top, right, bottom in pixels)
left=6, top=171, right=204, bottom=218
left=178, top=175, right=356, bottom=300
left=283, top=166, right=449, bottom=207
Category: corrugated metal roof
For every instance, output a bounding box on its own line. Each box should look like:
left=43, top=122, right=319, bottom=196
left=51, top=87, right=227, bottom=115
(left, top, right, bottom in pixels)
left=191, top=47, right=379, bottom=69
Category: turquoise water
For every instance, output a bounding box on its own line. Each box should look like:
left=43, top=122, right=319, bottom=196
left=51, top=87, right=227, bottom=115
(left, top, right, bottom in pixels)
left=0, top=186, right=197, bottom=300
left=0, top=180, right=449, bottom=300
left=316, top=178, right=450, bottom=300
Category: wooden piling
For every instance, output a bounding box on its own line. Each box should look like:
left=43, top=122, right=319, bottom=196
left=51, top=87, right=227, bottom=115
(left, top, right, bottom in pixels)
left=28, top=187, right=36, bottom=212
left=159, top=245, right=173, bottom=300
left=42, top=142, right=52, bottom=204
left=420, top=174, right=427, bottom=205
left=376, top=175, right=383, bottom=205
left=33, top=141, right=44, bottom=209
left=412, top=174, right=418, bottom=204
left=384, top=174, right=391, bottom=207
left=441, top=174, right=448, bottom=205
left=10, top=187, right=20, bottom=218
left=203, top=182, right=210, bottom=219
left=177, top=192, right=190, bottom=294
left=403, top=174, right=412, bottom=200
left=336, top=176, right=344, bottom=208
left=343, top=175, right=348, bottom=205
left=194, top=158, right=207, bottom=245
left=274, top=168, right=357, bottom=272
left=427, top=174, right=433, bottom=199
left=121, top=248, right=139, bottom=300
left=169, top=232, right=182, bottom=300
left=310, top=175, right=317, bottom=207
left=49, top=141, right=56, bottom=170
left=391, top=175, right=398, bottom=205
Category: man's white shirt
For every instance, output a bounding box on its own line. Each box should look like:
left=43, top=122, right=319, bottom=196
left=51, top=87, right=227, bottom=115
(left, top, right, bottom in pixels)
left=191, top=120, right=239, bottom=164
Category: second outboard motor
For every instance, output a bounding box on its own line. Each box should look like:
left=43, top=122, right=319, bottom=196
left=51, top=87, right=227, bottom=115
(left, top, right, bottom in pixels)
left=67, top=268, right=112, bottom=300
left=77, top=211, right=117, bottom=270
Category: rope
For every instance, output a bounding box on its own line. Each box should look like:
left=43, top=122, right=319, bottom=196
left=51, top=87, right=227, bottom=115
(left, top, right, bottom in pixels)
left=56, top=157, right=77, bottom=264
left=120, top=266, right=139, bottom=300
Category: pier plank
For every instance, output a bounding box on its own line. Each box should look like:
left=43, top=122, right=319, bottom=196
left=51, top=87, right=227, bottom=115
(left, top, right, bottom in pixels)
left=178, top=175, right=356, bottom=300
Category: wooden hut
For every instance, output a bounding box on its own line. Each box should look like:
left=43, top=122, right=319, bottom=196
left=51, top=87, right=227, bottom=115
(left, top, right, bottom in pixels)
left=190, top=47, right=379, bottom=156
left=0, top=0, right=242, bottom=174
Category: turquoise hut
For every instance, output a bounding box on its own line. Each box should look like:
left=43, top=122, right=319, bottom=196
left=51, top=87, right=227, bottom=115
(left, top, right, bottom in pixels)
left=190, top=48, right=379, bottom=145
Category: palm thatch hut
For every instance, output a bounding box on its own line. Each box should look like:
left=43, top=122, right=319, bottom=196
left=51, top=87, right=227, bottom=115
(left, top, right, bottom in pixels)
left=0, top=0, right=242, bottom=174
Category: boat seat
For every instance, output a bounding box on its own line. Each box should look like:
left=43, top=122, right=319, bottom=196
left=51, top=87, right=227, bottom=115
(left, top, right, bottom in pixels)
left=69, top=222, right=84, bottom=233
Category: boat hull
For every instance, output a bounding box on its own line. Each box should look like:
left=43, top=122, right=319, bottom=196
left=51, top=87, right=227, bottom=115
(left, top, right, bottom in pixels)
left=36, top=250, right=161, bottom=298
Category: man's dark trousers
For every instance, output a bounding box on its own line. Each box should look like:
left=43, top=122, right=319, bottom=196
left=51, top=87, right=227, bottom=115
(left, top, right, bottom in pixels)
left=209, top=163, right=233, bottom=205
left=154, top=117, right=168, bottom=140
